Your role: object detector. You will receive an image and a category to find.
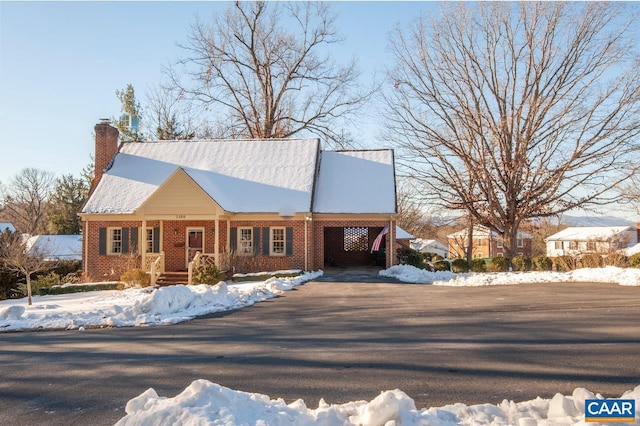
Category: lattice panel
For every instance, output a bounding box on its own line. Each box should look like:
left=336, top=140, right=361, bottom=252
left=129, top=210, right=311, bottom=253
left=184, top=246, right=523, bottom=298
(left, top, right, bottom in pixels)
left=343, top=227, right=368, bottom=252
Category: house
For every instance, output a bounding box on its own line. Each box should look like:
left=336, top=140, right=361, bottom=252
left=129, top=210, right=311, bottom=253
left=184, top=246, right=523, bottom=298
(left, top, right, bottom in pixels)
left=79, top=121, right=398, bottom=281
left=410, top=238, right=448, bottom=258
left=0, top=222, right=16, bottom=233
left=395, top=226, right=414, bottom=249
left=447, top=225, right=533, bottom=259
left=25, top=235, right=82, bottom=261
left=545, top=226, right=638, bottom=258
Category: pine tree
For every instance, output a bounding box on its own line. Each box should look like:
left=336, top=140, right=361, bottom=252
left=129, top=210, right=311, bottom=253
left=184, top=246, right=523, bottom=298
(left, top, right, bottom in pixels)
left=114, top=84, right=145, bottom=142
left=47, top=174, right=88, bottom=235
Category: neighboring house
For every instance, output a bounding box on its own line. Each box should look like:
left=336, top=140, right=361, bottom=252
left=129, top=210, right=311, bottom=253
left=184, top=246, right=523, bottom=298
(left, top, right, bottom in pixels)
left=395, top=226, right=414, bottom=249
left=410, top=238, right=448, bottom=259
left=545, top=226, right=639, bottom=258
left=25, top=235, right=82, bottom=261
left=80, top=121, right=398, bottom=281
left=447, top=225, right=533, bottom=258
left=0, top=222, right=16, bottom=233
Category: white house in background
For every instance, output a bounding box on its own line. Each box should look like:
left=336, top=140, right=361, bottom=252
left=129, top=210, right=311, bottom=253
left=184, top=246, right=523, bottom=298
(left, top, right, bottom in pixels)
left=411, top=238, right=449, bottom=258
left=545, top=226, right=638, bottom=258
left=0, top=222, right=16, bottom=233
left=25, top=235, right=82, bottom=261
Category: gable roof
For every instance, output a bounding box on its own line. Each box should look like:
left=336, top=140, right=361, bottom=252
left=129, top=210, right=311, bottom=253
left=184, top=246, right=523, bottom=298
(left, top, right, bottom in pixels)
left=313, top=149, right=396, bottom=214
left=395, top=226, right=414, bottom=240
left=82, top=139, right=320, bottom=214
left=545, top=226, right=634, bottom=242
left=25, top=235, right=82, bottom=260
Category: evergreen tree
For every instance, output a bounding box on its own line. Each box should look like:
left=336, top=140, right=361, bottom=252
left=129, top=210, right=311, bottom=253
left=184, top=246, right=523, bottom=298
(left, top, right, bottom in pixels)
left=47, top=174, right=88, bottom=235
left=114, top=84, right=145, bottom=142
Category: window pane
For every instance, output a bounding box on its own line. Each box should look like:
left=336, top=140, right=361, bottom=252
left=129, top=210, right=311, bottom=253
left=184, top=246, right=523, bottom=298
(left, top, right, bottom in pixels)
left=239, top=228, right=253, bottom=255
left=111, top=228, right=122, bottom=254
left=272, top=228, right=285, bottom=255
left=147, top=228, right=154, bottom=253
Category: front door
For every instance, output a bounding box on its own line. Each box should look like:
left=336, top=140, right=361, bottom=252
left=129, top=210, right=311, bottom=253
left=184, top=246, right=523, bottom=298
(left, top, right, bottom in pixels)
left=186, top=228, right=204, bottom=267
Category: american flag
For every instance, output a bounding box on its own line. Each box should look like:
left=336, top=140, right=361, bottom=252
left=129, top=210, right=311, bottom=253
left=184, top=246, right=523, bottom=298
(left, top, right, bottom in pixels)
left=370, top=225, right=389, bottom=253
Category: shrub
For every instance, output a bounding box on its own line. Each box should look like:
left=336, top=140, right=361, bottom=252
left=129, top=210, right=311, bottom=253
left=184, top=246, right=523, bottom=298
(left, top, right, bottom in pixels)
left=397, top=247, right=425, bottom=268
left=580, top=253, right=603, bottom=268
left=451, top=259, right=470, bottom=273
left=432, top=255, right=444, bottom=262
left=432, top=260, right=451, bottom=271
left=232, top=270, right=301, bottom=282
left=488, top=256, right=510, bottom=272
left=120, top=269, right=151, bottom=287
left=533, top=255, right=552, bottom=271
left=629, top=253, right=640, bottom=268
left=39, top=282, right=125, bottom=295
left=512, top=255, right=531, bottom=272
left=18, top=272, right=62, bottom=297
left=554, top=255, right=577, bottom=271
left=604, top=253, right=627, bottom=267
left=193, top=264, right=226, bottom=284
left=470, top=258, right=486, bottom=273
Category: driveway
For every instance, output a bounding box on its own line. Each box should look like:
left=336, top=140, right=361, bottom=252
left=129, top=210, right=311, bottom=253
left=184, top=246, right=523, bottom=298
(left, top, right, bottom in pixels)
left=0, top=279, right=638, bottom=426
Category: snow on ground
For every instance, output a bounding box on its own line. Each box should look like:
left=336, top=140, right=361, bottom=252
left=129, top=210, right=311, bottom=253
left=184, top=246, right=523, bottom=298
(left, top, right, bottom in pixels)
left=0, top=270, right=322, bottom=332
left=381, top=264, right=640, bottom=287
left=3, top=266, right=640, bottom=424
left=116, top=380, right=640, bottom=426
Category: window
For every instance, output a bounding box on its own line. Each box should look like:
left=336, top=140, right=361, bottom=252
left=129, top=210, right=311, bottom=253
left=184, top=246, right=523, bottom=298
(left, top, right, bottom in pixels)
left=586, top=241, right=597, bottom=251
left=238, top=227, right=253, bottom=256
left=344, top=227, right=368, bottom=251
left=517, top=238, right=524, bottom=248
left=497, top=253, right=504, bottom=257
left=146, top=228, right=155, bottom=253
left=497, top=239, right=503, bottom=248
left=108, top=228, right=122, bottom=255
left=554, top=241, right=562, bottom=250
left=569, top=241, right=578, bottom=250
left=270, top=227, right=286, bottom=256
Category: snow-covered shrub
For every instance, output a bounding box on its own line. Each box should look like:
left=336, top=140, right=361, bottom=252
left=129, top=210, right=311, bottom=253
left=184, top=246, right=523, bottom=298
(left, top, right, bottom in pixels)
left=470, top=258, right=486, bottom=272
left=604, top=253, right=627, bottom=267
left=580, top=253, right=603, bottom=268
left=533, top=255, right=552, bottom=271
left=433, top=260, right=450, bottom=271
left=488, top=256, right=510, bottom=272
left=512, top=255, right=531, bottom=272
left=120, top=269, right=151, bottom=287
left=451, top=259, right=470, bottom=273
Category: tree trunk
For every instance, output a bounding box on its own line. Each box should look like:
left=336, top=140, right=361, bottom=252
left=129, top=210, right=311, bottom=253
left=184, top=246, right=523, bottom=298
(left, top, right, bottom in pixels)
left=26, top=273, right=32, bottom=306
left=466, top=217, right=474, bottom=267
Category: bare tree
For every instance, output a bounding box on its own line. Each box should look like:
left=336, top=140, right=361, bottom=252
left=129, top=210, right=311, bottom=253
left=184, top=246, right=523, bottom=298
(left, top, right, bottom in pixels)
left=146, top=84, right=197, bottom=140
left=0, top=232, right=55, bottom=305
left=385, top=2, right=640, bottom=259
left=1, top=168, right=55, bottom=235
left=168, top=1, right=374, bottom=148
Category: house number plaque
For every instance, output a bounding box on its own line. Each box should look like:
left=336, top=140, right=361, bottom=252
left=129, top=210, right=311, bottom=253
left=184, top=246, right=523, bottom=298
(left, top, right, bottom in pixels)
left=175, top=214, right=186, bottom=219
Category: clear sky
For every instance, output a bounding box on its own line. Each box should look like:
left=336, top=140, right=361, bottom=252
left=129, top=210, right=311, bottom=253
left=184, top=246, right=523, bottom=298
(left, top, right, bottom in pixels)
left=0, top=1, right=436, bottom=185
left=1, top=1, right=638, bottom=221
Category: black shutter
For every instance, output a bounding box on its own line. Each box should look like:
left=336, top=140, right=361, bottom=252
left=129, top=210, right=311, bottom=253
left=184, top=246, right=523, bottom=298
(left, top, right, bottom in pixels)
left=130, top=227, right=138, bottom=254
left=255, top=227, right=262, bottom=256
left=153, top=226, right=160, bottom=253
left=286, top=227, right=293, bottom=256
left=99, top=227, right=106, bottom=256
left=122, top=227, right=129, bottom=253
left=262, top=227, right=270, bottom=255
left=230, top=227, right=237, bottom=251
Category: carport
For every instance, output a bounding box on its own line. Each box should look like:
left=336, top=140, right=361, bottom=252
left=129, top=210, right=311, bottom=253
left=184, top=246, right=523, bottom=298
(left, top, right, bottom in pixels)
left=323, top=226, right=386, bottom=267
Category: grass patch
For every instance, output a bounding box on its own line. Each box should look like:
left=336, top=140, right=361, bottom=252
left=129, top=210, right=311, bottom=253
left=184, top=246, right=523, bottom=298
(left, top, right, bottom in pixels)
left=231, top=270, right=302, bottom=282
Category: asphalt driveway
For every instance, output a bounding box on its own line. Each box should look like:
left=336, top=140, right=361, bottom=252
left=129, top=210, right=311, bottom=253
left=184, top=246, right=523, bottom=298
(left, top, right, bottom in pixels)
left=0, top=278, right=638, bottom=426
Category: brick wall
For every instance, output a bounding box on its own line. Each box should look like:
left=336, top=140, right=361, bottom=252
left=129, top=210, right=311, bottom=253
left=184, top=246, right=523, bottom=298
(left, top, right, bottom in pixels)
left=83, top=220, right=142, bottom=282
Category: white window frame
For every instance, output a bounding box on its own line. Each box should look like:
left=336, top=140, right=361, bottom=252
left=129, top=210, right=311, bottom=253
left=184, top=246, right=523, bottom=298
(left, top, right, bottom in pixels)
left=108, top=227, right=123, bottom=255
left=238, top=227, right=253, bottom=256
left=270, top=227, right=286, bottom=256
left=554, top=241, right=562, bottom=250
left=517, top=238, right=524, bottom=248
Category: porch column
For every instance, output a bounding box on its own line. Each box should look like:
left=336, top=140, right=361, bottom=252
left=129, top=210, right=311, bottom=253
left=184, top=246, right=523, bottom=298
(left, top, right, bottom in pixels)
left=214, top=214, right=220, bottom=268
left=141, top=219, right=147, bottom=269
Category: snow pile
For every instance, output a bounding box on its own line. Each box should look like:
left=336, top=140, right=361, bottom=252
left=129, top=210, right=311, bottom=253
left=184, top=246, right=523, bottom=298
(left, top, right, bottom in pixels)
left=116, top=380, right=640, bottom=426
left=381, top=265, right=640, bottom=287
left=0, top=270, right=322, bottom=331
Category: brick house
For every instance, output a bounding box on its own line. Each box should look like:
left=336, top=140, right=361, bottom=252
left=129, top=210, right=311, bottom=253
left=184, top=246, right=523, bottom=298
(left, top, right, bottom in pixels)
left=79, top=121, right=398, bottom=281
left=447, top=225, right=533, bottom=259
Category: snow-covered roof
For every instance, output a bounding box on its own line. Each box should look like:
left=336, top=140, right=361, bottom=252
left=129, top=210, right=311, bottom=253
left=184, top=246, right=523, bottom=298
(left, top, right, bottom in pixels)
left=25, top=235, right=82, bottom=261
left=83, top=139, right=320, bottom=214
left=0, top=222, right=15, bottom=233
left=411, top=238, right=448, bottom=252
left=624, top=243, right=640, bottom=256
left=447, top=225, right=532, bottom=239
left=313, top=149, right=396, bottom=214
left=84, top=141, right=397, bottom=216
left=546, top=226, right=634, bottom=242
left=395, top=226, right=413, bottom=240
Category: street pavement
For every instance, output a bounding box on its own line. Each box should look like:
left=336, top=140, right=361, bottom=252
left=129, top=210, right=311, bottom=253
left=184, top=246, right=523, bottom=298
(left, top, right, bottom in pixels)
left=0, top=277, right=639, bottom=425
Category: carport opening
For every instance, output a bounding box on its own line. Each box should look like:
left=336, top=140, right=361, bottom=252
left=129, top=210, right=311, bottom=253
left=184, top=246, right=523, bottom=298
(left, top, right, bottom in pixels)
left=323, top=227, right=386, bottom=268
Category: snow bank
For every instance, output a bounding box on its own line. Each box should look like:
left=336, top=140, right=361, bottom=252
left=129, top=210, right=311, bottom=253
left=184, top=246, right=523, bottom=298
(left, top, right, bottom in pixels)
left=0, top=270, right=323, bottom=331
left=116, top=380, right=640, bottom=426
left=381, top=265, right=640, bottom=287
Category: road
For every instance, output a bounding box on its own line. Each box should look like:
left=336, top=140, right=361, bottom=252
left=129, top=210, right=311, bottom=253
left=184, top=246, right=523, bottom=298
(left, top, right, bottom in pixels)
left=0, top=279, right=639, bottom=425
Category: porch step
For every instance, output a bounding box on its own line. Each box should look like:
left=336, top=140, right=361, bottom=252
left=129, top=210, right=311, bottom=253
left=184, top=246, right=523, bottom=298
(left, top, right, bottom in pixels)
left=155, top=271, right=189, bottom=286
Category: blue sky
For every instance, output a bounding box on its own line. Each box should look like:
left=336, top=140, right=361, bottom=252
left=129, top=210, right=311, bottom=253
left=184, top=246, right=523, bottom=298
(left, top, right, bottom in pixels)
left=0, top=1, right=435, bottom=185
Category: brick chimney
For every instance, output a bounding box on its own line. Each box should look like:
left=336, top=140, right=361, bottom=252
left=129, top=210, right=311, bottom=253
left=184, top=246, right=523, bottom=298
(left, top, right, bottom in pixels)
left=91, top=119, right=119, bottom=194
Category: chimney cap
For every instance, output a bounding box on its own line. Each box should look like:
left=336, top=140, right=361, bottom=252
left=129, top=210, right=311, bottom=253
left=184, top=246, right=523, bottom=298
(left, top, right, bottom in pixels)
left=99, top=118, right=111, bottom=124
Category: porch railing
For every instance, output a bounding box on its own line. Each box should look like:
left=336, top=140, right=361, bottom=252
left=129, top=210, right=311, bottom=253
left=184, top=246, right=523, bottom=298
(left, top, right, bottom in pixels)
left=146, top=252, right=165, bottom=287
